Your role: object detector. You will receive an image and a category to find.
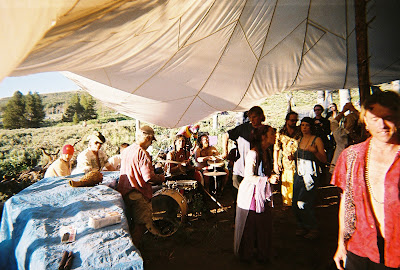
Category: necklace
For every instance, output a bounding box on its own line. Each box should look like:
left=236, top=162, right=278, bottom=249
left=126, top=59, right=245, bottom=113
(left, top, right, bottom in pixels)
left=365, top=143, right=384, bottom=204
left=301, top=136, right=312, bottom=150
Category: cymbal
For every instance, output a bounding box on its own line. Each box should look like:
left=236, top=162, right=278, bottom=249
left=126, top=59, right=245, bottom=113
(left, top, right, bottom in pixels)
left=203, top=171, right=227, bottom=177
left=207, top=161, right=224, bottom=167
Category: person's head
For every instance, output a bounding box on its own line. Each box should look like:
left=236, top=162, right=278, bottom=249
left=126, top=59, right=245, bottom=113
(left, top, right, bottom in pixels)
left=174, top=135, right=187, bottom=151
left=198, top=133, right=209, bottom=149
left=61, top=144, right=74, bottom=162
left=250, top=125, right=276, bottom=176
left=360, top=90, right=400, bottom=144
left=329, top=103, right=338, bottom=112
left=88, top=131, right=106, bottom=152
left=250, top=125, right=276, bottom=151
left=285, top=111, right=299, bottom=128
left=137, top=125, right=156, bottom=149
left=300, top=117, right=315, bottom=135
left=313, top=104, right=324, bottom=117
left=119, top=143, right=129, bottom=154
left=248, top=106, right=266, bottom=128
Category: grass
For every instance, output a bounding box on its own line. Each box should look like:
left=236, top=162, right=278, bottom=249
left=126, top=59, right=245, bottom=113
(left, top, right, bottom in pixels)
left=0, top=88, right=363, bottom=202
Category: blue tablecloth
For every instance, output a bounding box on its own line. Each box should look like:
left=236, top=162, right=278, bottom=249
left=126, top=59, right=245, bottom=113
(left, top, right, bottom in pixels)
left=0, top=172, right=143, bottom=270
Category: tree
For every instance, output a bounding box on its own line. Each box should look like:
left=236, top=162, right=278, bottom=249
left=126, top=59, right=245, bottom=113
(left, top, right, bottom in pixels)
left=24, top=92, right=46, bottom=128
left=81, top=94, right=97, bottom=120
left=3, top=91, right=26, bottom=129
left=73, top=112, right=79, bottom=124
left=62, top=93, right=84, bottom=122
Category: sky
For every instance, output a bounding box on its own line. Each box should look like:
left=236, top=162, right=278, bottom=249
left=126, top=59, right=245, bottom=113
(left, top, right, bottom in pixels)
left=0, top=72, right=80, bottom=99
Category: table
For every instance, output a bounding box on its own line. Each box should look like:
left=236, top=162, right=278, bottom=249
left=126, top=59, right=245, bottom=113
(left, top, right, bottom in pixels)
left=0, top=172, right=143, bottom=270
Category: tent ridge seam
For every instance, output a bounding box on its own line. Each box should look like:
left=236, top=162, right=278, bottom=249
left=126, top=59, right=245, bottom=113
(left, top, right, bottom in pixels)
left=178, top=1, right=217, bottom=49
left=176, top=1, right=249, bottom=126
left=239, top=21, right=258, bottom=61
left=236, top=0, right=279, bottom=110
left=307, top=19, right=345, bottom=40
left=290, top=0, right=313, bottom=88
left=303, top=32, right=326, bottom=56
left=260, top=18, right=306, bottom=61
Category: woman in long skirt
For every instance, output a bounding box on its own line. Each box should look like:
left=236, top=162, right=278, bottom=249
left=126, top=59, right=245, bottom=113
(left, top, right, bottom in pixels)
left=234, top=125, right=279, bottom=262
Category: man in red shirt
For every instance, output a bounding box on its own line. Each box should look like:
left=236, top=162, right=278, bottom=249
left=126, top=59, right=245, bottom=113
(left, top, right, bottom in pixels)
left=117, top=125, right=165, bottom=246
left=332, top=90, right=400, bottom=269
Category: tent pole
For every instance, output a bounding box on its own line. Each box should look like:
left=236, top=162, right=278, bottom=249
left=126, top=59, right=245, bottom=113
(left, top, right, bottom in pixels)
left=354, top=0, right=370, bottom=104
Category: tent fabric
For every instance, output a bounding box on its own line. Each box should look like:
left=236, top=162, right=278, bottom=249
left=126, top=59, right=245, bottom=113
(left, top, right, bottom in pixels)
left=0, top=172, right=143, bottom=270
left=1, top=0, right=399, bottom=127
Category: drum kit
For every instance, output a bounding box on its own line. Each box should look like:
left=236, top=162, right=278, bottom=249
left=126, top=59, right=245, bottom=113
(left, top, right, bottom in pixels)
left=148, top=159, right=227, bottom=237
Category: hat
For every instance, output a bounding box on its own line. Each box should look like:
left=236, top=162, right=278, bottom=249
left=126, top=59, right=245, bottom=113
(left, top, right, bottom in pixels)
left=139, top=125, right=156, bottom=141
left=88, top=131, right=106, bottom=144
left=62, top=144, right=74, bottom=155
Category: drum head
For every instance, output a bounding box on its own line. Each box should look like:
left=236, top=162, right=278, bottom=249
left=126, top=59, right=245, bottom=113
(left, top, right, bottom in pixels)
left=148, top=188, right=188, bottom=237
left=175, top=180, right=198, bottom=190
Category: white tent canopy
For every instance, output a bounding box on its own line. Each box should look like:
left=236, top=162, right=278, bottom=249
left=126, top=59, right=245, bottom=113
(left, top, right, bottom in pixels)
left=1, top=0, right=399, bottom=127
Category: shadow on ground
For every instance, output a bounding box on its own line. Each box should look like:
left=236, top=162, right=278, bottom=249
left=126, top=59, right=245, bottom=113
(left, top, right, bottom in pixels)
left=141, top=183, right=340, bottom=270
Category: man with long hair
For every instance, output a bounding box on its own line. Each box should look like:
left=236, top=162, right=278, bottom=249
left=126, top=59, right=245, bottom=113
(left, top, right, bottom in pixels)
left=332, top=90, right=400, bottom=269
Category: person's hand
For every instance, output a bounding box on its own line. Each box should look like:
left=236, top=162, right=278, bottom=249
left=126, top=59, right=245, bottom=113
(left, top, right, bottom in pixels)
left=181, top=160, right=190, bottom=166
left=269, top=174, right=280, bottom=184
left=333, top=243, right=347, bottom=270
left=221, top=151, right=228, bottom=160
left=297, top=201, right=305, bottom=209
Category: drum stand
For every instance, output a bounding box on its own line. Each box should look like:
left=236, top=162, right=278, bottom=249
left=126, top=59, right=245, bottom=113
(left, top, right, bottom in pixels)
left=203, top=161, right=227, bottom=212
left=201, top=187, right=226, bottom=212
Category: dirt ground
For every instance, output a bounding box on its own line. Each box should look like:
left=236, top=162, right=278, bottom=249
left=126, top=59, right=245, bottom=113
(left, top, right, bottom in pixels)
left=140, top=182, right=341, bottom=270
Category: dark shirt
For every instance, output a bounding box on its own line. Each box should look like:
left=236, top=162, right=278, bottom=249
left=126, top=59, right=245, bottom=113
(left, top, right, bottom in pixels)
left=313, top=116, right=331, bottom=150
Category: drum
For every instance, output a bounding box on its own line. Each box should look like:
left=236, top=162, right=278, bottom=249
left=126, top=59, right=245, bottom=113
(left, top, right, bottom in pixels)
left=164, top=179, right=198, bottom=203
left=147, top=188, right=188, bottom=237
left=175, top=180, right=198, bottom=191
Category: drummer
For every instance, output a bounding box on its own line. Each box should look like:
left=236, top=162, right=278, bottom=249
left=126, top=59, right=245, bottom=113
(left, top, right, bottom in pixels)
left=195, top=133, right=228, bottom=193
left=165, top=135, right=200, bottom=182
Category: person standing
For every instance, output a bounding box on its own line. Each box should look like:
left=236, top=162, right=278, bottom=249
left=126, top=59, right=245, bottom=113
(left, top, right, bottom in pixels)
left=332, top=90, right=400, bottom=270
left=293, top=117, right=327, bottom=239
left=44, top=144, right=75, bottom=178
left=222, top=106, right=266, bottom=203
left=75, top=131, right=114, bottom=173
left=234, top=125, right=279, bottom=262
left=117, top=125, right=165, bottom=247
left=329, top=102, right=361, bottom=173
left=327, top=103, right=339, bottom=120
left=273, top=111, right=301, bottom=208
left=313, top=104, right=332, bottom=184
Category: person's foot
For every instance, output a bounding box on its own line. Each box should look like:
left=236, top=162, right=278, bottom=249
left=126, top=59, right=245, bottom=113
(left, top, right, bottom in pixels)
left=296, top=228, right=307, bottom=236
left=304, top=229, right=319, bottom=240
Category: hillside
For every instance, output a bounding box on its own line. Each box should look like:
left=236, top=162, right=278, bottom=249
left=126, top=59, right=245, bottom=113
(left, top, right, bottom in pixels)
left=0, top=90, right=126, bottom=123
left=0, top=88, right=362, bottom=202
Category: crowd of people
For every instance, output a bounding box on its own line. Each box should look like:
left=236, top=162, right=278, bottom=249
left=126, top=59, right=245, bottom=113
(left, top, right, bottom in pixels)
left=43, top=90, right=400, bottom=269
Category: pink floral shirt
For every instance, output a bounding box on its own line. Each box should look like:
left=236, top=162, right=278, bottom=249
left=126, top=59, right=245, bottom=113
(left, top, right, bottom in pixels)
left=331, top=138, right=400, bottom=268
